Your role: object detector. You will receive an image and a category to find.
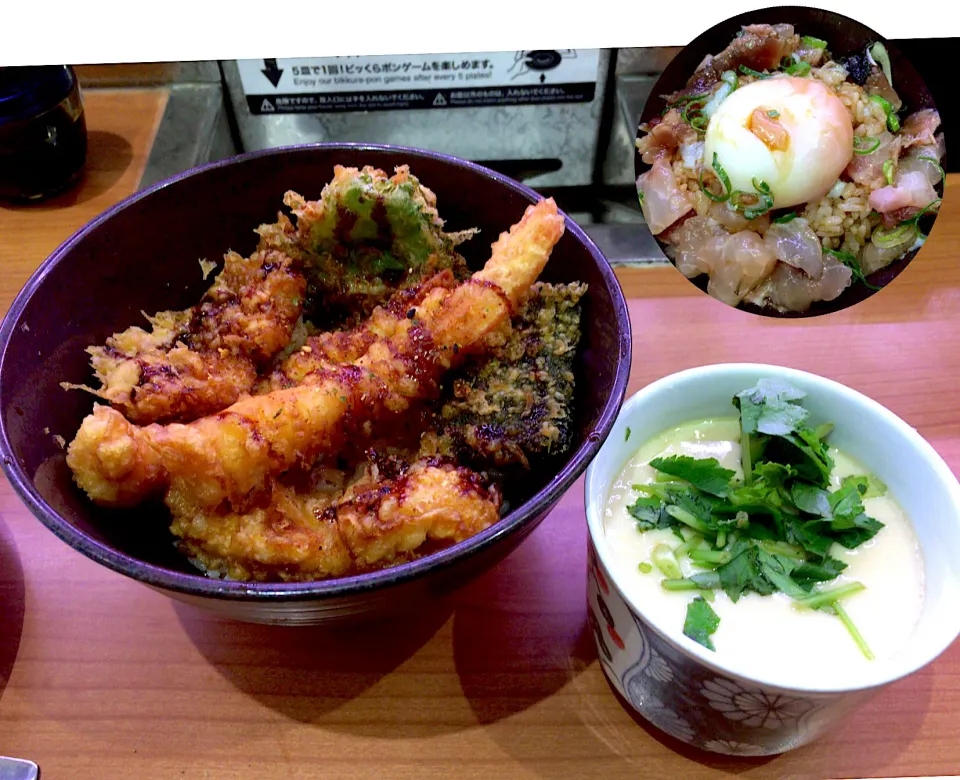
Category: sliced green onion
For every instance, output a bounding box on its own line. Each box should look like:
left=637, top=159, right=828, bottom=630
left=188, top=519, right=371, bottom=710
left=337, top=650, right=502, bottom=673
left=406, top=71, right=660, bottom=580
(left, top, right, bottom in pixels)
left=825, top=248, right=883, bottom=292
left=652, top=544, right=683, bottom=580
left=773, top=211, right=798, bottom=224
left=904, top=199, right=942, bottom=227
left=731, top=179, right=775, bottom=219
left=688, top=549, right=732, bottom=565
left=744, top=199, right=774, bottom=219
left=700, top=152, right=731, bottom=203
left=661, top=578, right=701, bottom=592
left=674, top=534, right=703, bottom=559
left=681, top=97, right=709, bottom=130
left=712, top=154, right=732, bottom=192
left=869, top=41, right=893, bottom=87
left=870, top=94, right=894, bottom=114
left=665, top=504, right=711, bottom=534
left=801, top=35, right=828, bottom=49
left=853, top=135, right=880, bottom=155
left=870, top=94, right=900, bottom=133
left=668, top=93, right=709, bottom=108
left=917, top=156, right=946, bottom=183
left=766, top=109, right=780, bottom=119
left=873, top=222, right=917, bottom=248
left=882, top=158, right=895, bottom=186
left=784, top=60, right=812, bottom=77
left=638, top=189, right=644, bottom=206
left=638, top=561, right=653, bottom=574
left=739, top=65, right=770, bottom=79
left=793, top=581, right=866, bottom=610
left=721, top=70, right=739, bottom=89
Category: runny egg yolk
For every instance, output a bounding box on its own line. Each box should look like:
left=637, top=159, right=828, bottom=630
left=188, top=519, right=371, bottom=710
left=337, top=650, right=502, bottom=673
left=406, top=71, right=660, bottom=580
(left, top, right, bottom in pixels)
left=703, top=76, right=854, bottom=210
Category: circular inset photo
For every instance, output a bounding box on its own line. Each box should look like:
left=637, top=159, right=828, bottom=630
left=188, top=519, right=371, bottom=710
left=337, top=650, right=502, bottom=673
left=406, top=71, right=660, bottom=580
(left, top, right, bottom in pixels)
left=634, top=7, right=945, bottom=317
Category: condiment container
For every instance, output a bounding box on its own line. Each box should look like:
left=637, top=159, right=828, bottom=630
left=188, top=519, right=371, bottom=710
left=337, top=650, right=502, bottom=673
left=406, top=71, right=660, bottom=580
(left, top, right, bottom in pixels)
left=0, top=65, right=87, bottom=201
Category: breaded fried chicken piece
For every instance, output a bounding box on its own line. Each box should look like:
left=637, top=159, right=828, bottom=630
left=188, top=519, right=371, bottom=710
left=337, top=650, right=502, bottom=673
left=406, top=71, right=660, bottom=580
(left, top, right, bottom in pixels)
left=68, top=249, right=306, bottom=425
left=171, top=457, right=501, bottom=582
left=66, top=199, right=566, bottom=512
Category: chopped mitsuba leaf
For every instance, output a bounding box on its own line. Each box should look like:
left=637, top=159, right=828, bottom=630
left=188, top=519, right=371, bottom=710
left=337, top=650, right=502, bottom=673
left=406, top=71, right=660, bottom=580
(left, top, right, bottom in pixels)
left=735, top=378, right=809, bottom=437
left=626, top=494, right=670, bottom=531
left=650, top=455, right=736, bottom=497
left=625, top=378, right=886, bottom=659
left=683, top=596, right=721, bottom=651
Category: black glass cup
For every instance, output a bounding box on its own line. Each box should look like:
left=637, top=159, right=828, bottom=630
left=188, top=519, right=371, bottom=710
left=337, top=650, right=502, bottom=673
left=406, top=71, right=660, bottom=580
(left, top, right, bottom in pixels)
left=0, top=65, right=87, bottom=202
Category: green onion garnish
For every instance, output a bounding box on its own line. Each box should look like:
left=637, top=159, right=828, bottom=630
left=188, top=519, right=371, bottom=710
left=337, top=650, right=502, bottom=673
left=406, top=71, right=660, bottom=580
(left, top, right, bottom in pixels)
left=767, top=109, right=780, bottom=119
left=681, top=97, right=710, bottom=133
left=801, top=35, right=828, bottom=49
left=784, top=60, right=812, bottom=77
left=638, top=190, right=644, bottom=206
left=906, top=199, right=942, bottom=226
left=872, top=222, right=917, bottom=249
left=668, top=93, right=709, bottom=108
left=700, top=152, right=732, bottom=203
left=773, top=211, right=798, bottom=224
left=917, top=156, right=946, bottom=183
left=730, top=179, right=775, bottom=219
left=870, top=94, right=901, bottom=133
left=825, top=248, right=882, bottom=292
left=652, top=544, right=683, bottom=580
left=738, top=65, right=770, bottom=79
left=661, top=578, right=702, bottom=592
left=882, top=159, right=895, bottom=186
left=853, top=136, right=880, bottom=155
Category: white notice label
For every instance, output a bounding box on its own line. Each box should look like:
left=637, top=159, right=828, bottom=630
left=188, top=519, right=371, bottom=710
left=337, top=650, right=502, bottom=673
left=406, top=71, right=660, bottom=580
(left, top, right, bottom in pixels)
left=236, top=50, right=601, bottom=114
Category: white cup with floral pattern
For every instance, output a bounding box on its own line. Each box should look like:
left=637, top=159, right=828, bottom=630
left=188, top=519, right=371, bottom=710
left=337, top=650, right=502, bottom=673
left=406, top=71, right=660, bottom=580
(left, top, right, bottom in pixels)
left=584, top=363, right=960, bottom=755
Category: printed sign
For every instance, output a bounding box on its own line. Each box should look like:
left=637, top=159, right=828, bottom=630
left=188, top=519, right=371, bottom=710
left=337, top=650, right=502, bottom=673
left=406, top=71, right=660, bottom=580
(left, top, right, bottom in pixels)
left=236, top=50, right=601, bottom=114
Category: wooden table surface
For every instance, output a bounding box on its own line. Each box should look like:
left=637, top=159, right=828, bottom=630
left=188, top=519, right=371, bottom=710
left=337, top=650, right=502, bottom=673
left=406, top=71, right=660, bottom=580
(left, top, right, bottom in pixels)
left=1, top=88, right=958, bottom=780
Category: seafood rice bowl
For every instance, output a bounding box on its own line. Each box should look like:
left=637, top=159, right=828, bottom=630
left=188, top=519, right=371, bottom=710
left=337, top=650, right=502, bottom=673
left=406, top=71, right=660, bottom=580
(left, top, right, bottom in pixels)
left=636, top=22, right=944, bottom=314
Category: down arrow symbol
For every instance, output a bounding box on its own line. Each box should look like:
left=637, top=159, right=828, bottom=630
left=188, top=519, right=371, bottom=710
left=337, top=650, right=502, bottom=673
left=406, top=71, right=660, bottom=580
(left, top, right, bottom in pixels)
left=262, top=58, right=283, bottom=88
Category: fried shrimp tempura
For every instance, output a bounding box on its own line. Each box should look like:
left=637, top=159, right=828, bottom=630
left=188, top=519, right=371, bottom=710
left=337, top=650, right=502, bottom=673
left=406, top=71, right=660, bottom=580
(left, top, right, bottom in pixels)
left=66, top=199, right=566, bottom=513
left=170, top=458, right=501, bottom=581
left=67, top=249, right=306, bottom=425
left=262, top=270, right=461, bottom=390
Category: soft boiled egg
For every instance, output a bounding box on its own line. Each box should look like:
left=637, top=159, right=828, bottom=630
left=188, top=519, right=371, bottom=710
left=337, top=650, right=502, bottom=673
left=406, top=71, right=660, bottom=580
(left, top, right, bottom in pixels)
left=703, top=76, right=854, bottom=210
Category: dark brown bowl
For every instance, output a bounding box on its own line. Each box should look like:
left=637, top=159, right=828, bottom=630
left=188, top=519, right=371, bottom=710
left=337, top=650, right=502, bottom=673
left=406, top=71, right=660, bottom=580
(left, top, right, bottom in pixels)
left=0, top=143, right=631, bottom=625
left=636, top=6, right=945, bottom=318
